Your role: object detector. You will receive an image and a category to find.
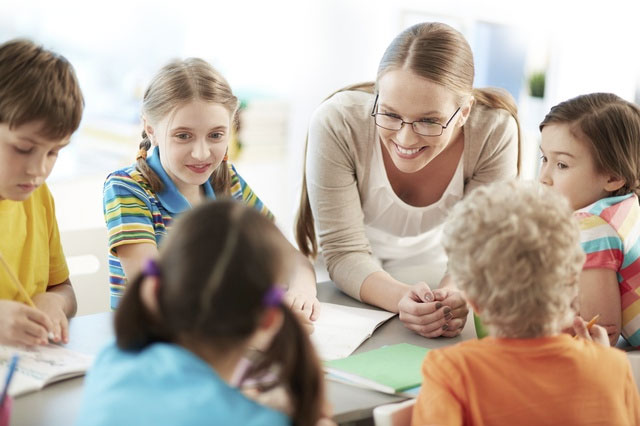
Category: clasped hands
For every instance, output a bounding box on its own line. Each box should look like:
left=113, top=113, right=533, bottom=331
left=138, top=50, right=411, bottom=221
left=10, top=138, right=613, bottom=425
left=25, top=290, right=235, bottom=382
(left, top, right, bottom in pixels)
left=398, top=282, right=469, bottom=338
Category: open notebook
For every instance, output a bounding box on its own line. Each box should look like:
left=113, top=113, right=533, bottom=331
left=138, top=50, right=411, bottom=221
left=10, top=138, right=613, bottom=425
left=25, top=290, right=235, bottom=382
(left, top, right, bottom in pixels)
left=0, top=343, right=94, bottom=397
left=310, top=302, right=396, bottom=361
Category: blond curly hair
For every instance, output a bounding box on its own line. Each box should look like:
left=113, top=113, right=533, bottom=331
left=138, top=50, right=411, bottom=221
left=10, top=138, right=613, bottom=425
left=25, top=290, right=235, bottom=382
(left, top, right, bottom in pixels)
left=443, top=180, right=585, bottom=338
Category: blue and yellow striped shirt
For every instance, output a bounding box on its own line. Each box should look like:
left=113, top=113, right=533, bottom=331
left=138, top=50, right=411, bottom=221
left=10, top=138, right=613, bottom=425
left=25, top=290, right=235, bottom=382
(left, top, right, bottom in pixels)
left=103, top=150, right=271, bottom=309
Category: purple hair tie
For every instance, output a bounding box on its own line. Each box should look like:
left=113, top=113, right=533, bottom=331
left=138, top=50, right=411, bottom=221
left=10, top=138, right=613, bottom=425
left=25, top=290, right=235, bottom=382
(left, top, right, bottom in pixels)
left=143, top=259, right=160, bottom=277
left=263, top=287, right=285, bottom=307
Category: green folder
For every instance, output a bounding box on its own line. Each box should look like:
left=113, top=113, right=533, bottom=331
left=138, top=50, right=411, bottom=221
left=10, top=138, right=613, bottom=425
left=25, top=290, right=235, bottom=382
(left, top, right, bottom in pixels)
left=324, top=343, right=429, bottom=395
left=474, top=313, right=489, bottom=339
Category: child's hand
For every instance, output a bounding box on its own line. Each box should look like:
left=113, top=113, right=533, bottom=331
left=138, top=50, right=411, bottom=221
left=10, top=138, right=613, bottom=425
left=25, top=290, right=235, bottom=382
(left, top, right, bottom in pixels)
left=572, top=316, right=609, bottom=346
left=285, top=289, right=321, bottom=322
left=32, top=292, right=69, bottom=343
left=293, top=308, right=316, bottom=335
left=242, top=385, right=292, bottom=416
left=0, top=300, right=53, bottom=346
left=317, top=397, right=337, bottom=426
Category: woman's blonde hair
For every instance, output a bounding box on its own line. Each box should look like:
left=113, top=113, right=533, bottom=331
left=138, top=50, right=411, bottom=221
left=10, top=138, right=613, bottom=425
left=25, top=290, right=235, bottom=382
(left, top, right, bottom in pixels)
left=295, top=22, right=521, bottom=259
left=443, top=180, right=585, bottom=338
left=540, top=92, right=640, bottom=198
left=137, top=58, right=238, bottom=196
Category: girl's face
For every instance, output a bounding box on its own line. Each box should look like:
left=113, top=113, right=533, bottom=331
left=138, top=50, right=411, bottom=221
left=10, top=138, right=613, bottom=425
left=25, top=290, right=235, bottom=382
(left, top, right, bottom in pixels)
left=539, top=123, right=619, bottom=210
left=146, top=100, right=231, bottom=195
left=375, top=69, right=471, bottom=174
left=0, top=121, right=69, bottom=201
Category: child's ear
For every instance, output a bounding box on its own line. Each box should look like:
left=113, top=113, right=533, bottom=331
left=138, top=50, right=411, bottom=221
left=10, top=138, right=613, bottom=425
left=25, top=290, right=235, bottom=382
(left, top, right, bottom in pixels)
left=246, top=308, right=284, bottom=350
left=139, top=276, right=160, bottom=315
left=142, top=118, right=157, bottom=146
left=604, top=175, right=626, bottom=193
left=466, top=296, right=481, bottom=315
left=260, top=307, right=284, bottom=331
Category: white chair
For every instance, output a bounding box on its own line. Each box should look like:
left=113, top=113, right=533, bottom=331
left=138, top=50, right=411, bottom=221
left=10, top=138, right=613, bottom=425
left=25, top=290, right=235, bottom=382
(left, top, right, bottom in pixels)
left=60, top=227, right=110, bottom=315
left=373, top=398, right=416, bottom=426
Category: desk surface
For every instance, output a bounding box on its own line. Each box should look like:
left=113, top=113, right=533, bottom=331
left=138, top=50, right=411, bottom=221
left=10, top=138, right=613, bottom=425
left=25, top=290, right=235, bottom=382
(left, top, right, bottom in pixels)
left=11, top=281, right=475, bottom=426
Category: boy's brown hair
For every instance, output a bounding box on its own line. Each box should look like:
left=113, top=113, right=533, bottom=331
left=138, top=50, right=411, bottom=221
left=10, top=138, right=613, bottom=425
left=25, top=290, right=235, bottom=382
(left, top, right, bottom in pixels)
left=0, top=39, right=84, bottom=139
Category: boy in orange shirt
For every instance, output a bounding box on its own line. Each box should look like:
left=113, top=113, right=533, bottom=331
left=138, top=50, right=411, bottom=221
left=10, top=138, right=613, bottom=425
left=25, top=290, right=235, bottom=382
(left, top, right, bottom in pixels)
left=413, top=180, right=640, bottom=425
left=0, top=39, right=83, bottom=346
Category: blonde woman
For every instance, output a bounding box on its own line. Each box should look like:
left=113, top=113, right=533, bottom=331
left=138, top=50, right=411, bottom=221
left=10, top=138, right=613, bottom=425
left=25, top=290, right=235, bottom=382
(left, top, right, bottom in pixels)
left=104, top=58, right=318, bottom=322
left=296, top=22, right=520, bottom=337
left=412, top=180, right=640, bottom=425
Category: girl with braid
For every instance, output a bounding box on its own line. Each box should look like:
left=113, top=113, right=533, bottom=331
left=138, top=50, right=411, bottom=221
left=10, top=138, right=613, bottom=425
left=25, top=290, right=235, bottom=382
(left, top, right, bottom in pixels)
left=78, top=201, right=331, bottom=426
left=103, top=58, right=319, bottom=323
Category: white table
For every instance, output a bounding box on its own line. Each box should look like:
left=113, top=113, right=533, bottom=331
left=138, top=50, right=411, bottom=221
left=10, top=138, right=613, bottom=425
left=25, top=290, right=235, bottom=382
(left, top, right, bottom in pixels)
left=10, top=281, right=476, bottom=425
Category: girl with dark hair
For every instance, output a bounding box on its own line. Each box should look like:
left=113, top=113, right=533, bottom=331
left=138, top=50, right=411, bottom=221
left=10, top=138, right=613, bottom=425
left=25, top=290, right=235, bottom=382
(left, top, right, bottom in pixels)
left=77, top=200, right=327, bottom=426
left=539, top=92, right=640, bottom=346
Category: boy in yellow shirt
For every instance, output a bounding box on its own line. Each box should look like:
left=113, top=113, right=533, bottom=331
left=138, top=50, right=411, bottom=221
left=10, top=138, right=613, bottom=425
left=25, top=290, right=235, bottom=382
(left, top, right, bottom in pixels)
left=0, top=39, right=83, bottom=346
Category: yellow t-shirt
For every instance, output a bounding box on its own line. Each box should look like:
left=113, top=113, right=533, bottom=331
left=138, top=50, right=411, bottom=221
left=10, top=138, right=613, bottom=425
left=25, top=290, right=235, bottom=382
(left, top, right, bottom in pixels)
left=0, top=184, right=69, bottom=301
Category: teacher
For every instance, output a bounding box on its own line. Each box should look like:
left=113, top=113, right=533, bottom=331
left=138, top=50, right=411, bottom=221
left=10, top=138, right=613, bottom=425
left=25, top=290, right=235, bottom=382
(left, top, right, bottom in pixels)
left=296, top=22, right=520, bottom=337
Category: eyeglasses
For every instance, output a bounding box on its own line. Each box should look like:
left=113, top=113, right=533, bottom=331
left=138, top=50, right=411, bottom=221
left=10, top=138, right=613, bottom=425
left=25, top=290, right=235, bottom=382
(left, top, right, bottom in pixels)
left=370, top=94, right=460, bottom=137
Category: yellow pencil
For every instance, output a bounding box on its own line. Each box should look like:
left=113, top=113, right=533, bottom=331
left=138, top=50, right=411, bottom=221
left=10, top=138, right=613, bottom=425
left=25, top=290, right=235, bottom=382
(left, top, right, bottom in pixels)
left=0, top=252, right=36, bottom=307
left=0, top=252, right=55, bottom=341
left=586, top=314, right=601, bottom=331
left=574, top=314, right=600, bottom=339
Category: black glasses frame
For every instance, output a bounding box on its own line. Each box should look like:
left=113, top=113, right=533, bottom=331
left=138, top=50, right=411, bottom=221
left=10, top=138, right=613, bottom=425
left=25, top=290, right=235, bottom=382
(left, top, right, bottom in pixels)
left=370, top=94, right=460, bottom=137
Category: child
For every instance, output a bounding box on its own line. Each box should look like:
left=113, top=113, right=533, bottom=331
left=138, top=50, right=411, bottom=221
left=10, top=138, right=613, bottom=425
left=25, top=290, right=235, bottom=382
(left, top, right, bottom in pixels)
left=539, top=93, right=640, bottom=346
left=77, top=200, right=327, bottom=426
left=412, top=180, right=640, bottom=425
left=103, top=58, right=319, bottom=323
left=0, top=39, right=82, bottom=346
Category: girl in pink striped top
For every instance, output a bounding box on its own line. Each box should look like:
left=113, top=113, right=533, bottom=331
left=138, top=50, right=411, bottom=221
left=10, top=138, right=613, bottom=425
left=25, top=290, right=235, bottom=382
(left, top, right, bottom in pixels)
left=538, top=93, right=640, bottom=346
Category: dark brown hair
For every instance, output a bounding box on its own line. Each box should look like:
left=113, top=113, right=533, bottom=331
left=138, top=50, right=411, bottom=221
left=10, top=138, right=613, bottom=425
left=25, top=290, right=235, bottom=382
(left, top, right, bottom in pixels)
left=115, top=200, right=323, bottom=426
left=295, top=22, right=522, bottom=258
left=540, top=92, right=640, bottom=198
left=0, top=38, right=84, bottom=139
left=136, top=58, right=238, bottom=196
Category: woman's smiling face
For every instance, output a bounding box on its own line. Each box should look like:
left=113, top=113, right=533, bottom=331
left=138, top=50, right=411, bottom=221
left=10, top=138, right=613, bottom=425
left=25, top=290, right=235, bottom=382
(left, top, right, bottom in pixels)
left=375, top=68, right=468, bottom=174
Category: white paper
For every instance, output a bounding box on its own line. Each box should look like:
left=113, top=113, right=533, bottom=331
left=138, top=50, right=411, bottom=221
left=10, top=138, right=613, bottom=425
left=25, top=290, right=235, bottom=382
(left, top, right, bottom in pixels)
left=310, top=303, right=396, bottom=360
left=0, top=344, right=94, bottom=397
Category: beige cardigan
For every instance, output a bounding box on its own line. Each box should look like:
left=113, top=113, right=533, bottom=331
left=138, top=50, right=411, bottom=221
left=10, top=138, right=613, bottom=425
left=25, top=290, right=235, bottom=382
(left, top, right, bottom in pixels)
left=306, top=90, right=519, bottom=299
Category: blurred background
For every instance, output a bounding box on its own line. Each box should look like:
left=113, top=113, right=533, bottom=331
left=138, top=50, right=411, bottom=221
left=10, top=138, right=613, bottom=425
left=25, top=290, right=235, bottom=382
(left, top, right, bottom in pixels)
left=2, top=0, right=640, bottom=243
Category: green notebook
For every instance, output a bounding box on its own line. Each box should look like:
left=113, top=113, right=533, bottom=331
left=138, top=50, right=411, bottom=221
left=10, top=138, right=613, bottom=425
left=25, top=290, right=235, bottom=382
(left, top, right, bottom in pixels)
left=324, top=343, right=429, bottom=396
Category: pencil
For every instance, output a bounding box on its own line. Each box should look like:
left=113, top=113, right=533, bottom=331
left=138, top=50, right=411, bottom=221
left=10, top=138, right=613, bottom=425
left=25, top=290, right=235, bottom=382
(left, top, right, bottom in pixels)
left=0, top=252, right=56, bottom=341
left=0, top=252, right=36, bottom=308
left=573, top=314, right=601, bottom=339
left=0, top=354, right=19, bottom=406
left=586, top=314, right=601, bottom=331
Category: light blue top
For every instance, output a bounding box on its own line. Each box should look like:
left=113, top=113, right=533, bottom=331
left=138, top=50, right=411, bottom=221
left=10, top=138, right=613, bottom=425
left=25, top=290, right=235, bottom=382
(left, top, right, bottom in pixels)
left=76, top=342, right=289, bottom=426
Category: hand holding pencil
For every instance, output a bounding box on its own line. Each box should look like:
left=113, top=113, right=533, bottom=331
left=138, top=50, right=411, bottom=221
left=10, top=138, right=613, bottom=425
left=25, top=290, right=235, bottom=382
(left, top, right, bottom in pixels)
left=0, top=253, right=56, bottom=347
left=572, top=315, right=609, bottom=347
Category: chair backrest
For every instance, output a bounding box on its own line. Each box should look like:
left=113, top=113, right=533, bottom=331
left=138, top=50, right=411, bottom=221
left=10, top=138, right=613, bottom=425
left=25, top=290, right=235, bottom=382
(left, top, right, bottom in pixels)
left=60, top=227, right=110, bottom=315
left=373, top=398, right=416, bottom=426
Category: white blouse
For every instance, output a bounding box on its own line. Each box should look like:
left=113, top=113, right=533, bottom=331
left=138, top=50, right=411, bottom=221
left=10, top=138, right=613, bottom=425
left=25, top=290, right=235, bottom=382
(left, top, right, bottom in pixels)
left=361, top=140, right=464, bottom=286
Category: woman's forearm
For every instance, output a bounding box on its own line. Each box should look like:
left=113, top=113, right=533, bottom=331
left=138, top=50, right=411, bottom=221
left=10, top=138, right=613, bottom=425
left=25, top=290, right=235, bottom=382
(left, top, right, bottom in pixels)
left=360, top=271, right=411, bottom=312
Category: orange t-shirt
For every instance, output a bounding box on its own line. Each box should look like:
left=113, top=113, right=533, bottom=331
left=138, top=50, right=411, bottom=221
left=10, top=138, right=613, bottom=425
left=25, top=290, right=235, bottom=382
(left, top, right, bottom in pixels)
left=412, top=334, right=640, bottom=426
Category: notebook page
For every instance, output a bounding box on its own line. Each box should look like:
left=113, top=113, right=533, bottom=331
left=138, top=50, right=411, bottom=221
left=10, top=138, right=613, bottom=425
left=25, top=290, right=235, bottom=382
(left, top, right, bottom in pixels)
left=0, top=343, right=94, bottom=397
left=310, top=303, right=396, bottom=360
